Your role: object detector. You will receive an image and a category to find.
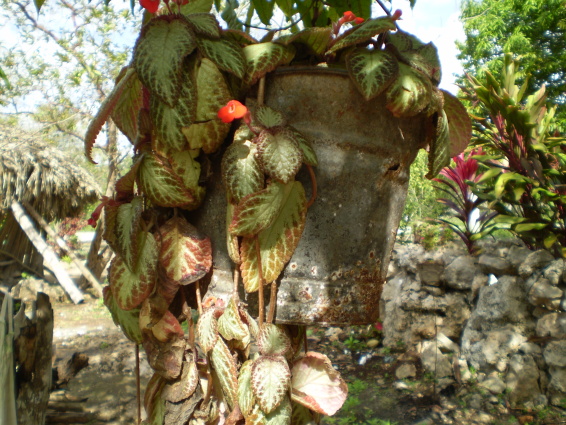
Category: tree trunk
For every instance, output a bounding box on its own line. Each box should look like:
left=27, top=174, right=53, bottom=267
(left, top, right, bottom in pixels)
left=11, top=202, right=84, bottom=304
left=15, top=292, right=54, bottom=425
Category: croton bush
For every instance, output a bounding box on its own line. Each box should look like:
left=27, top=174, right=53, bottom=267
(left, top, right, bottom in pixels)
left=83, top=1, right=471, bottom=423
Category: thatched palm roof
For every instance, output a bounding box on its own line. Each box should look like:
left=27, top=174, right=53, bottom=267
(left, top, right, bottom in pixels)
left=0, top=124, right=101, bottom=221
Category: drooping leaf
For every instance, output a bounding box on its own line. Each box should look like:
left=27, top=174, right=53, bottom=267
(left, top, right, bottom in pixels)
left=112, top=67, right=143, bottom=144
left=138, top=154, right=202, bottom=209
left=103, top=286, right=142, bottom=344
left=230, top=181, right=285, bottom=237
left=385, top=62, right=432, bottom=117
left=151, top=63, right=196, bottom=156
left=196, top=307, right=219, bottom=353
left=109, top=231, right=158, bottom=310
left=254, top=105, right=285, bottom=128
left=238, top=360, right=255, bottom=417
left=222, top=140, right=264, bottom=204
left=256, top=129, right=303, bottom=183
left=289, top=127, right=318, bottom=166
left=291, top=352, right=348, bottom=416
left=426, top=110, right=451, bottom=179
left=183, top=58, right=231, bottom=153
left=257, top=324, right=291, bottom=356
left=346, top=49, right=398, bottom=100
left=115, top=196, right=144, bottom=270
left=217, top=297, right=249, bottom=341
left=158, top=216, right=212, bottom=285
left=185, top=13, right=221, bottom=38
left=162, top=358, right=199, bottom=402
left=441, top=90, right=472, bottom=157
left=197, top=37, right=247, bottom=79
left=210, top=338, right=239, bottom=408
left=133, top=16, right=196, bottom=107
left=85, top=67, right=137, bottom=163
left=243, top=42, right=295, bottom=86
left=327, top=17, right=396, bottom=54
left=251, top=356, right=291, bottom=414
left=275, top=27, right=332, bottom=56
left=240, top=181, right=307, bottom=292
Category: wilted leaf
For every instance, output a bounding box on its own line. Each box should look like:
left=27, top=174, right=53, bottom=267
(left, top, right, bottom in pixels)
left=257, top=324, right=291, bottom=356
left=133, top=16, right=196, bottom=107
left=346, top=49, right=398, bottom=100
left=251, top=356, right=291, bottom=414
left=103, top=286, right=142, bottom=344
left=210, top=338, right=239, bottom=408
left=196, top=307, right=219, bottom=353
left=218, top=297, right=249, bottom=342
left=162, top=357, right=199, bottom=402
left=385, top=63, right=432, bottom=117
left=240, top=181, right=307, bottom=292
left=256, top=129, right=303, bottom=184
left=327, top=17, right=396, bottom=54
left=158, top=216, right=212, bottom=285
left=140, top=303, right=184, bottom=343
left=143, top=331, right=185, bottom=380
left=243, top=42, right=295, bottom=86
left=291, top=352, right=348, bottom=416
left=441, top=90, right=472, bottom=157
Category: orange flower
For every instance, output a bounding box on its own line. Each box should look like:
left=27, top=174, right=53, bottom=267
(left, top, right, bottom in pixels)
left=140, top=0, right=160, bottom=13
left=217, top=100, right=248, bottom=123
left=354, top=17, right=365, bottom=24
left=342, top=11, right=356, bottom=22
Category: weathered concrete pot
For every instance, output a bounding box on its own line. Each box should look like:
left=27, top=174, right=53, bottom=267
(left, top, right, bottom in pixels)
left=192, top=67, right=428, bottom=325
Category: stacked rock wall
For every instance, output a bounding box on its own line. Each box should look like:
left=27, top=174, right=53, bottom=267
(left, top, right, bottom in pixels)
left=381, top=239, right=566, bottom=408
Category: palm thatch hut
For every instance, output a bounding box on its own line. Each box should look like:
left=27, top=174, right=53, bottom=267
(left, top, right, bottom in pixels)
left=0, top=124, right=100, bottom=283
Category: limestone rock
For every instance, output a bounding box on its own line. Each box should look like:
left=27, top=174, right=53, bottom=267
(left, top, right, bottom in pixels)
left=543, top=341, right=566, bottom=368
left=505, top=244, right=531, bottom=272
left=548, top=367, right=566, bottom=393
left=536, top=313, right=566, bottom=338
left=445, top=255, right=479, bottom=290
left=420, top=341, right=453, bottom=378
left=480, top=373, right=506, bottom=395
left=478, top=254, right=514, bottom=276
left=506, top=353, right=543, bottom=407
left=543, top=259, right=565, bottom=285
left=417, top=261, right=444, bottom=286
left=527, top=277, right=563, bottom=309
left=518, top=250, right=555, bottom=277
left=395, top=363, right=417, bottom=379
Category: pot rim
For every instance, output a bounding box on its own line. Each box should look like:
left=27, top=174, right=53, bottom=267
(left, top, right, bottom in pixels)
left=272, top=65, right=349, bottom=78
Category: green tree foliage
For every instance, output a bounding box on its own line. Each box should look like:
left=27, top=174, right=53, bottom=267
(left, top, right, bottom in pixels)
left=457, top=0, right=566, bottom=127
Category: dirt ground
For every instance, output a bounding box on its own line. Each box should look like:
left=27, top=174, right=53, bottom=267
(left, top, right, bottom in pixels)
left=50, top=297, right=566, bottom=425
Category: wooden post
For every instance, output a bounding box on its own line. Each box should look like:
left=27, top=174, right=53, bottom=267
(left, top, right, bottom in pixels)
left=22, top=201, right=104, bottom=298
left=11, top=201, right=84, bottom=304
left=0, top=291, right=17, bottom=425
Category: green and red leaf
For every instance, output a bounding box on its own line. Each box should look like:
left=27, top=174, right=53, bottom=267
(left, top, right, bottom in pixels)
left=276, top=27, right=332, bottom=56
left=217, top=297, right=249, bottom=342
left=254, top=105, right=285, bottom=129
left=162, top=357, right=199, bottom=402
left=115, top=196, right=144, bottom=270
left=385, top=62, right=432, bottom=117
left=251, top=356, right=291, bottom=414
left=257, top=323, right=291, bottom=357
left=185, top=13, right=221, bottom=38
left=133, top=16, right=196, bottom=107
left=111, top=67, right=143, bottom=144
left=256, top=129, right=303, bottom=184
left=426, top=110, right=451, bottom=178
left=328, top=17, right=396, bottom=55
left=238, top=360, right=255, bottom=418
left=196, top=307, right=219, bottom=353
left=210, top=338, right=239, bottom=408
left=222, top=140, right=264, bottom=204
left=103, top=286, right=142, bottom=344
left=158, top=216, right=212, bottom=285
left=243, top=42, right=295, bottom=86
left=197, top=37, right=247, bottom=79
left=441, top=90, right=472, bottom=157
left=291, top=352, right=348, bottom=416
left=346, top=48, right=398, bottom=101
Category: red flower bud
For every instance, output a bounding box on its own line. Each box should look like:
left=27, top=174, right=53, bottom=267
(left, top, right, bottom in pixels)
left=217, top=100, right=248, bottom=123
left=354, top=17, right=365, bottom=24
left=392, top=9, right=402, bottom=20
left=140, top=0, right=160, bottom=14
left=342, top=11, right=356, bottom=21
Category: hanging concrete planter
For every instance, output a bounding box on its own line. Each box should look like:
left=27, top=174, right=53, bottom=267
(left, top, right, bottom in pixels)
left=193, top=67, right=429, bottom=325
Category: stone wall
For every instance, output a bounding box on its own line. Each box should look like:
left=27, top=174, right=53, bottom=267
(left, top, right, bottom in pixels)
left=381, top=239, right=566, bottom=409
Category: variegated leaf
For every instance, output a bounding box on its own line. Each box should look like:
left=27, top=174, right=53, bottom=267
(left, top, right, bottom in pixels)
left=109, top=231, right=158, bottom=310
left=327, top=17, right=396, bottom=55
left=179, top=0, right=214, bottom=14
left=115, top=196, right=144, bottom=270
left=288, top=128, right=318, bottom=167
left=257, top=129, right=303, bottom=184
left=183, top=121, right=231, bottom=155
left=222, top=140, right=264, bottom=204
left=257, top=324, right=291, bottom=356
left=115, top=155, right=143, bottom=196
left=111, top=67, right=143, bottom=144
left=385, top=63, right=432, bottom=118
left=196, top=307, right=219, bottom=353
left=158, top=216, right=212, bottom=285
left=416, top=42, right=442, bottom=83
left=145, top=375, right=166, bottom=425
left=150, top=63, right=196, bottom=156
left=103, top=286, right=142, bottom=344
left=247, top=403, right=267, bottom=425
left=210, top=338, right=239, bottom=408
left=386, top=30, right=425, bottom=52
left=238, top=360, right=255, bottom=418
left=265, top=395, right=291, bottom=425
left=185, top=13, right=220, bottom=38
left=133, top=16, right=196, bottom=107
left=242, top=308, right=260, bottom=338
left=217, top=297, right=249, bottom=341
left=243, top=42, right=295, bottom=86
left=230, top=181, right=285, bottom=237
left=197, top=37, right=246, bottom=79
left=162, top=357, right=199, bottom=402
left=426, top=109, right=450, bottom=179
left=346, top=49, right=398, bottom=101
left=254, top=105, right=285, bottom=128
left=226, top=203, right=241, bottom=264
left=291, top=352, right=348, bottom=416
left=138, top=154, right=202, bottom=209
left=140, top=302, right=184, bottom=343
left=275, top=27, right=332, bottom=56
left=441, top=90, right=471, bottom=157
left=240, top=181, right=307, bottom=292
left=251, top=356, right=291, bottom=414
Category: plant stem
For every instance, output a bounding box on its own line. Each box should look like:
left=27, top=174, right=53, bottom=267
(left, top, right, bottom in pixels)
left=135, top=344, right=141, bottom=425
left=255, top=238, right=265, bottom=327
left=306, top=164, right=318, bottom=208
left=374, top=0, right=391, bottom=16
left=232, top=266, right=240, bottom=301
left=267, top=281, right=278, bottom=323
left=195, top=280, right=203, bottom=316
left=258, top=77, right=266, bottom=106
